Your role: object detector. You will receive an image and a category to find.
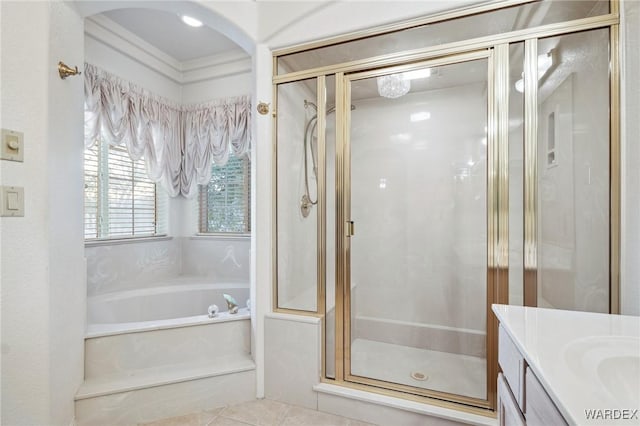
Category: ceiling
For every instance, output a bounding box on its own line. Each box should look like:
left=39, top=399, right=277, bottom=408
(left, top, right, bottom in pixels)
left=101, top=8, right=245, bottom=62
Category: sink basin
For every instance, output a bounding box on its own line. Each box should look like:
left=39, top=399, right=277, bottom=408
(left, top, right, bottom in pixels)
left=563, top=336, right=640, bottom=408
left=597, top=355, right=640, bottom=408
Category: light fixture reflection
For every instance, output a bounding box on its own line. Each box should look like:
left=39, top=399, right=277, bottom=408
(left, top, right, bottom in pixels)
left=181, top=15, right=203, bottom=27
left=515, top=51, right=554, bottom=93
left=403, top=68, right=431, bottom=80
left=377, top=74, right=410, bottom=99
left=410, top=111, right=431, bottom=122
left=377, top=67, right=432, bottom=99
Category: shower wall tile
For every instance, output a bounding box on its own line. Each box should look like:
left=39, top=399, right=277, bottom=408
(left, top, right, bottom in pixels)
left=264, top=315, right=320, bottom=410
left=348, top=85, right=488, bottom=334
left=275, top=80, right=318, bottom=311
left=352, top=316, right=485, bottom=358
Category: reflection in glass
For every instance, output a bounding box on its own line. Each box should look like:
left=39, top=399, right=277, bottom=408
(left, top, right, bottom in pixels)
left=278, top=0, right=609, bottom=74
left=536, top=29, right=610, bottom=312
left=509, top=42, right=525, bottom=306
left=325, top=75, right=337, bottom=379
left=348, top=59, right=488, bottom=399
left=276, top=78, right=318, bottom=311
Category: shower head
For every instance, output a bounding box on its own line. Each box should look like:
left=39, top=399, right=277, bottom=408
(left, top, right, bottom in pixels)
left=305, top=99, right=356, bottom=116
left=304, top=100, right=318, bottom=111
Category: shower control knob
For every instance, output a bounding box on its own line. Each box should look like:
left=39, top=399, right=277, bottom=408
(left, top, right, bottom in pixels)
left=208, top=304, right=219, bottom=318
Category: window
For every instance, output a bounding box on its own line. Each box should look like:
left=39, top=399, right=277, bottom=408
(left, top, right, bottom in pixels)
left=198, top=153, right=251, bottom=234
left=84, top=139, right=165, bottom=240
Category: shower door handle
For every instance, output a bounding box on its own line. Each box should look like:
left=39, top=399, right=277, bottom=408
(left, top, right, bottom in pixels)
left=346, top=221, right=355, bottom=237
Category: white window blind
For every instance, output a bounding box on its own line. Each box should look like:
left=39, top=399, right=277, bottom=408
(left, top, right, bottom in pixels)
left=199, top=153, right=251, bottom=234
left=84, top=139, right=164, bottom=240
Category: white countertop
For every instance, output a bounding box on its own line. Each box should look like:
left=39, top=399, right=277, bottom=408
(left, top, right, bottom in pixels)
left=492, top=304, right=640, bottom=426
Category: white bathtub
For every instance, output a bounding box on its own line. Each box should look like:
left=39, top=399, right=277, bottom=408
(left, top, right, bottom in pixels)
left=87, top=282, right=250, bottom=337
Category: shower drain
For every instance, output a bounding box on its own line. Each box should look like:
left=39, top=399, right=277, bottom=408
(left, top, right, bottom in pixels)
left=410, top=371, right=428, bottom=381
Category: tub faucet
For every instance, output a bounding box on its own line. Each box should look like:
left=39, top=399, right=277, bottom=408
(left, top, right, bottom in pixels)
left=208, top=304, right=219, bottom=318
left=223, top=293, right=239, bottom=314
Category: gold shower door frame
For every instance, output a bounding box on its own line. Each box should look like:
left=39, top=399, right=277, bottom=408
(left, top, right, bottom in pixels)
left=334, top=49, right=503, bottom=412
left=271, top=0, right=621, bottom=416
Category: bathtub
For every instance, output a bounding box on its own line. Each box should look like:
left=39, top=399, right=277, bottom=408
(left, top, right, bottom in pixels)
left=87, top=282, right=250, bottom=337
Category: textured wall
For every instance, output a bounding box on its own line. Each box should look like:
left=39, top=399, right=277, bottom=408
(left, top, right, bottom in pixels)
left=1, top=2, right=85, bottom=425
left=48, top=2, right=87, bottom=424
left=1, top=2, right=53, bottom=424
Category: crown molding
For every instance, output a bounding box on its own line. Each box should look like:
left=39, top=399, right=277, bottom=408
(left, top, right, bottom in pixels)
left=85, top=14, right=251, bottom=85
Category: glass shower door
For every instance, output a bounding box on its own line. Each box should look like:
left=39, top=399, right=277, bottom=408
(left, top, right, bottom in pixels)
left=343, top=54, right=490, bottom=402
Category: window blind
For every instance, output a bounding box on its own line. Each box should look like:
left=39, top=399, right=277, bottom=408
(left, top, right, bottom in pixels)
left=84, top=140, right=162, bottom=240
left=198, top=154, right=251, bottom=234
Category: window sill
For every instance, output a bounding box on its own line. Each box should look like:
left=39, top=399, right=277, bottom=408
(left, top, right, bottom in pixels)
left=85, top=235, right=172, bottom=247
left=191, top=233, right=251, bottom=241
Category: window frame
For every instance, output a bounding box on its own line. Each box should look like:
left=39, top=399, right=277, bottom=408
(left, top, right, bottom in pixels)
left=84, top=138, right=166, bottom=242
left=198, top=152, right=252, bottom=236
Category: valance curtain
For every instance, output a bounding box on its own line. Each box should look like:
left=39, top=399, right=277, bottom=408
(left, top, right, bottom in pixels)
left=84, top=63, right=251, bottom=198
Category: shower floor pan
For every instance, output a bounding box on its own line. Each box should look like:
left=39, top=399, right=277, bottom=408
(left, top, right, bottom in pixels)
left=350, top=338, right=486, bottom=399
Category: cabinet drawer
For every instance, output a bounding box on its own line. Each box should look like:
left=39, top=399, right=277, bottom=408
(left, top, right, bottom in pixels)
left=525, top=367, right=567, bottom=426
left=498, top=373, right=526, bottom=426
left=498, top=325, right=526, bottom=410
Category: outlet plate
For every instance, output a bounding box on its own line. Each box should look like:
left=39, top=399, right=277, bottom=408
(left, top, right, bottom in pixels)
left=1, top=128, right=24, bottom=162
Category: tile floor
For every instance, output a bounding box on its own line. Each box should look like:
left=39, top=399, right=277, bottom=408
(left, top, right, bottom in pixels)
left=140, top=399, right=376, bottom=426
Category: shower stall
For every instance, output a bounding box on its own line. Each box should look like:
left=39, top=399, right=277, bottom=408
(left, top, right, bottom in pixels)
left=273, top=0, right=618, bottom=414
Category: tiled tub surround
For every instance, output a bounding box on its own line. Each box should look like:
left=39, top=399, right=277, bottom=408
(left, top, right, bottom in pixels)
left=85, top=237, right=250, bottom=297
left=78, top=237, right=254, bottom=425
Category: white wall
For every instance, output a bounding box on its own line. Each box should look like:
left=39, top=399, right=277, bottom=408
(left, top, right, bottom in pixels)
left=258, top=0, right=482, bottom=49
left=621, top=0, right=640, bottom=316
left=84, top=36, right=182, bottom=102
left=48, top=3, right=86, bottom=424
left=1, top=2, right=85, bottom=425
left=182, top=73, right=252, bottom=105
left=1, top=3, right=52, bottom=423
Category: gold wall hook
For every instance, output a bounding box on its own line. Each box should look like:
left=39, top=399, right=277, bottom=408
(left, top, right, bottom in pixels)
left=257, top=102, right=270, bottom=115
left=58, top=61, right=81, bottom=80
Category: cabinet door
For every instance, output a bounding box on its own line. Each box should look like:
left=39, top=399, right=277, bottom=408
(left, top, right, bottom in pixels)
left=498, top=373, right=526, bottom=426
left=526, top=368, right=568, bottom=426
left=499, top=325, right=526, bottom=409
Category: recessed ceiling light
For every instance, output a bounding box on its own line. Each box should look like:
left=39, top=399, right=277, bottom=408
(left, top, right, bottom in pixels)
left=181, top=15, right=203, bottom=27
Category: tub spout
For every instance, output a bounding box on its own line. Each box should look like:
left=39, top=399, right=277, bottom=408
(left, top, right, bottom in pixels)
left=223, top=293, right=239, bottom=314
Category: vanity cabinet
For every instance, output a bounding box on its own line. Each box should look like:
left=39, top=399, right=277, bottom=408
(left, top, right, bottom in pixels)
left=497, top=325, right=567, bottom=426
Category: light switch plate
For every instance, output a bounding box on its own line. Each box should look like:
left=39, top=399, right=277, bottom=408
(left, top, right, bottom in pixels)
left=1, top=128, right=24, bottom=162
left=0, top=186, right=24, bottom=217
